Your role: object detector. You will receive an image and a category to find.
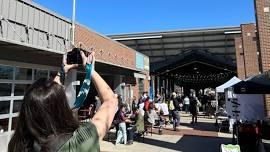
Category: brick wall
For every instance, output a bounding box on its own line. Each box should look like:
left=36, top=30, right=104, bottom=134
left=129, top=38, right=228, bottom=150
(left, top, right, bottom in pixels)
left=241, top=24, right=260, bottom=77
left=75, top=24, right=150, bottom=101
left=234, top=24, right=260, bottom=80
left=235, top=37, right=246, bottom=80
left=254, top=0, right=270, bottom=117
left=75, top=24, right=136, bottom=70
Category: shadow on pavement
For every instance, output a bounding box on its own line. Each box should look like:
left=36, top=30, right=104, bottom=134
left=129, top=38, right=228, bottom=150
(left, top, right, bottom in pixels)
left=141, top=135, right=231, bottom=152
left=180, top=121, right=219, bottom=132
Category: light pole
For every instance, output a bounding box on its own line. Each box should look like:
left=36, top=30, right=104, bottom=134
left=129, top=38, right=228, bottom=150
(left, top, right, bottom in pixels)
left=71, top=0, right=76, bottom=45
left=65, top=0, right=77, bottom=108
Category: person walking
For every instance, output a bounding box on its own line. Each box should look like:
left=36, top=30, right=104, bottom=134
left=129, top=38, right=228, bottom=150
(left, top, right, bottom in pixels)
left=183, top=96, right=190, bottom=114
left=171, top=92, right=181, bottom=131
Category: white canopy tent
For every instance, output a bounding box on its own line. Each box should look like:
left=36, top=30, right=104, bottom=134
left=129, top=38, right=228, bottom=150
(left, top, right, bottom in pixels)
left=218, top=77, right=265, bottom=121
left=216, top=76, right=242, bottom=93
left=215, top=77, right=242, bottom=113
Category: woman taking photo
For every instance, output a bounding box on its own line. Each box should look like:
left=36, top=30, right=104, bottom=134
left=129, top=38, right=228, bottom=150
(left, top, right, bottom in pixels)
left=8, top=51, right=118, bottom=152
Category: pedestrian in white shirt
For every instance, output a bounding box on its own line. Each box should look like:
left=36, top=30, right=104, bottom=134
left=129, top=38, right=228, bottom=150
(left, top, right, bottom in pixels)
left=184, top=96, right=190, bottom=114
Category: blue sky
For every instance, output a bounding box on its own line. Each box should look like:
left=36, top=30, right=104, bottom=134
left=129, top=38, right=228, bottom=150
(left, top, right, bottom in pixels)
left=34, top=0, right=255, bottom=35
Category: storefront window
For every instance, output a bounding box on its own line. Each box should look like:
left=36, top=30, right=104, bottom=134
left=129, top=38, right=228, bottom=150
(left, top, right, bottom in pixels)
left=0, top=83, right=12, bottom=96
left=11, top=117, right=18, bottom=130
left=14, top=84, right=30, bottom=96
left=0, top=101, right=10, bottom=114
left=0, top=65, right=13, bottom=80
left=34, top=69, right=48, bottom=80
left=15, top=67, right=32, bottom=80
left=50, top=71, right=58, bottom=78
left=0, top=118, right=9, bottom=132
left=138, top=78, right=144, bottom=96
left=13, top=100, right=22, bottom=113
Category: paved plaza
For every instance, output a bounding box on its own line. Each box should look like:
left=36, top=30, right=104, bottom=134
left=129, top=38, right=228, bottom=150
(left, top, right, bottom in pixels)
left=100, top=113, right=232, bottom=152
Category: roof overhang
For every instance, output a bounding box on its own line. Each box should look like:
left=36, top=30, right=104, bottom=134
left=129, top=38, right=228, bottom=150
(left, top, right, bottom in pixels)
left=109, top=26, right=241, bottom=65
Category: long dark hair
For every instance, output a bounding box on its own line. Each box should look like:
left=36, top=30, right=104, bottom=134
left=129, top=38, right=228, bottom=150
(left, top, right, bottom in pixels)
left=8, top=78, right=79, bottom=152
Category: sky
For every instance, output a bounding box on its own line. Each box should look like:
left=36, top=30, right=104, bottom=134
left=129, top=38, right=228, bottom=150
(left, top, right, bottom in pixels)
left=34, top=0, right=256, bottom=35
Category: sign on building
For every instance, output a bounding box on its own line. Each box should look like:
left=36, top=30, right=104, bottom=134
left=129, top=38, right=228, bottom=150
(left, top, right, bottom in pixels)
left=136, top=53, right=144, bottom=70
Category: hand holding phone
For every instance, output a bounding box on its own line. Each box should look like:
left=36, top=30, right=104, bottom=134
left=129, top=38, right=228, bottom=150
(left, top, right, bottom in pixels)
left=67, top=48, right=87, bottom=64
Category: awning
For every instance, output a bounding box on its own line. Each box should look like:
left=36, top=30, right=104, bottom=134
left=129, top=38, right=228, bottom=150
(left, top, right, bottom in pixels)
left=232, top=70, right=270, bottom=94
left=216, top=76, right=241, bottom=93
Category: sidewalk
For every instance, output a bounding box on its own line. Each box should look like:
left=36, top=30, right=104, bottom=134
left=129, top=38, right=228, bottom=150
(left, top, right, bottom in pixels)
left=100, top=113, right=232, bottom=152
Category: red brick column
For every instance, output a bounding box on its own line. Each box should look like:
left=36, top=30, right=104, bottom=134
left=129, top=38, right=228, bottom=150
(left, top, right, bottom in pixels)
left=235, top=37, right=246, bottom=80
left=254, top=0, right=270, bottom=117
left=241, top=24, right=260, bottom=77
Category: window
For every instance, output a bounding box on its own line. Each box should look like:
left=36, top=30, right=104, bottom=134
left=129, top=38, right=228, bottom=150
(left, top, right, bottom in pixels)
left=0, top=65, right=13, bottom=80
left=0, top=83, right=12, bottom=96
left=34, top=69, right=48, bottom=80
left=0, top=64, right=58, bottom=151
left=15, top=67, right=32, bottom=80
left=13, top=100, right=22, bottom=113
left=14, top=84, right=30, bottom=96
left=11, top=117, right=18, bottom=130
left=138, top=78, right=144, bottom=96
left=0, top=118, right=9, bottom=132
left=49, top=71, right=58, bottom=78
left=0, top=101, right=10, bottom=114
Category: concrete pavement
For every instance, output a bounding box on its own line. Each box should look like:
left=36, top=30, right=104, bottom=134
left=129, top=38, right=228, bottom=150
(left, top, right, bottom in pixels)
left=100, top=112, right=232, bottom=152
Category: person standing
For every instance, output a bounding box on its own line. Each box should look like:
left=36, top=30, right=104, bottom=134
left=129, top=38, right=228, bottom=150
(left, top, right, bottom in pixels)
left=183, top=96, right=190, bottom=114
left=156, top=92, right=163, bottom=103
left=189, top=96, right=198, bottom=124
left=171, top=92, right=181, bottom=131
left=131, top=96, right=138, bottom=112
left=115, top=105, right=132, bottom=145
left=144, top=97, right=150, bottom=112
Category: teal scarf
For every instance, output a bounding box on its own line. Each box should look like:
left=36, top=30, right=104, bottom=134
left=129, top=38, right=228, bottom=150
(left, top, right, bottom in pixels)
left=60, top=64, right=93, bottom=109
left=73, top=64, right=93, bottom=109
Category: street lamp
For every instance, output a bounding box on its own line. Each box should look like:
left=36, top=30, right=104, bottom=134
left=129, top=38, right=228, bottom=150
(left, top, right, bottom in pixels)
left=72, top=0, right=76, bottom=45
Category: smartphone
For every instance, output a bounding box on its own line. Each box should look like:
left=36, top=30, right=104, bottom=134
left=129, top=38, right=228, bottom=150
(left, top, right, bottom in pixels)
left=67, top=48, right=86, bottom=64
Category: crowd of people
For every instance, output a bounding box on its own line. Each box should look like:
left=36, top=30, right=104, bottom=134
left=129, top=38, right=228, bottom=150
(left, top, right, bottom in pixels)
left=111, top=90, right=218, bottom=145
left=79, top=88, right=218, bottom=147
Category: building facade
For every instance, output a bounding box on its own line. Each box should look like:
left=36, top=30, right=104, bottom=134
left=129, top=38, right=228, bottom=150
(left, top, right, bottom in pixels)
left=234, top=23, right=260, bottom=79
left=254, top=0, right=270, bottom=117
left=0, top=0, right=149, bottom=151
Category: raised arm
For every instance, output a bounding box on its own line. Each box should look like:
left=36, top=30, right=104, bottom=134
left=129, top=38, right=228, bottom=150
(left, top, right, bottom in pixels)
left=79, top=51, right=118, bottom=139
left=91, top=70, right=118, bottom=139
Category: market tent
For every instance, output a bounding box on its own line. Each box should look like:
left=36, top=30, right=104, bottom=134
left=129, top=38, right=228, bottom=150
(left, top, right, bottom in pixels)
left=216, top=76, right=241, bottom=93
left=247, top=70, right=270, bottom=86
left=232, top=70, right=270, bottom=94
left=233, top=81, right=270, bottom=94
left=236, top=94, right=265, bottom=121
left=215, top=77, right=241, bottom=117
left=228, top=71, right=269, bottom=120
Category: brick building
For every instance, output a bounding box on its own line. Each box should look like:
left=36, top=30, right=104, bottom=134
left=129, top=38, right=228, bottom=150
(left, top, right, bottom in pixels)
left=0, top=0, right=149, bottom=150
left=234, top=37, right=246, bottom=80
left=234, top=23, right=260, bottom=79
left=75, top=24, right=150, bottom=102
left=254, top=0, right=270, bottom=117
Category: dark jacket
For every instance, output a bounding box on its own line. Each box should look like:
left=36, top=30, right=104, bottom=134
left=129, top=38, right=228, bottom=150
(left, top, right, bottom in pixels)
left=172, top=97, right=181, bottom=111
